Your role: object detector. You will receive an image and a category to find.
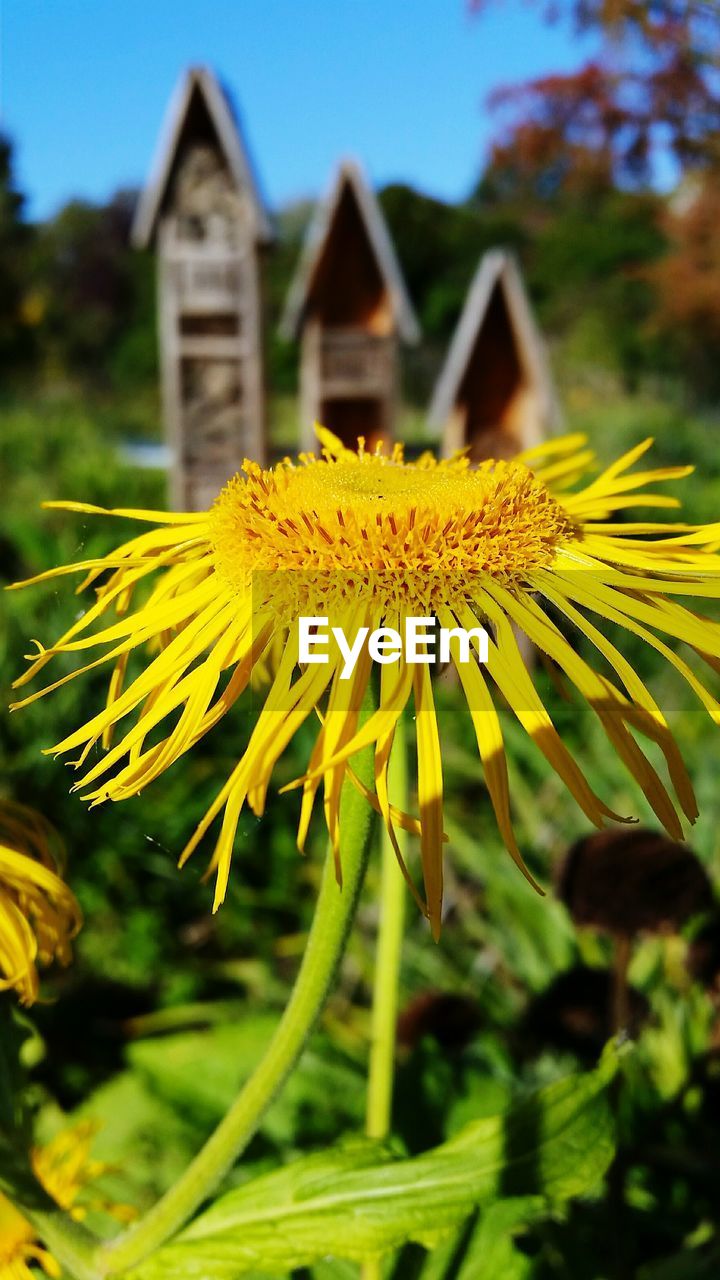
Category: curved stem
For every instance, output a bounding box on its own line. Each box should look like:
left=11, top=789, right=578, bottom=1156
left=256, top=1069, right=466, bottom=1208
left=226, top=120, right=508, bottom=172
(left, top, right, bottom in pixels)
left=365, top=715, right=408, bottom=1140
left=100, top=752, right=376, bottom=1276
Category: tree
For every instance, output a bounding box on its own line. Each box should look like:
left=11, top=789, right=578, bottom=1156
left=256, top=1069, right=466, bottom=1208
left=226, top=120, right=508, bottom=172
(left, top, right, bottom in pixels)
left=30, top=190, right=156, bottom=387
left=645, top=177, right=720, bottom=398
left=0, top=133, right=34, bottom=372
left=379, top=184, right=529, bottom=400
left=468, top=1, right=720, bottom=399
left=472, top=1, right=720, bottom=193
left=380, top=183, right=527, bottom=340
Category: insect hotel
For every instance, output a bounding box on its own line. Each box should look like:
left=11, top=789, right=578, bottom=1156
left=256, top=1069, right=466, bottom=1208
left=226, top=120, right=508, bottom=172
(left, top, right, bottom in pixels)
left=280, top=160, right=420, bottom=453
left=132, top=66, right=273, bottom=509
left=429, top=249, right=562, bottom=462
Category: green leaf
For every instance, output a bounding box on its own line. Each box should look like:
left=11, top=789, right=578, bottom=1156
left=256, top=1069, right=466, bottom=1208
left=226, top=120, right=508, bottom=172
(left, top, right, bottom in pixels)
left=453, top=1201, right=539, bottom=1279
left=70, top=1070, right=206, bottom=1208
left=395, top=1199, right=542, bottom=1279
left=311, top=1262, right=367, bottom=1280
left=126, top=1016, right=282, bottom=1127
left=130, top=1056, right=618, bottom=1279
left=127, top=1019, right=366, bottom=1147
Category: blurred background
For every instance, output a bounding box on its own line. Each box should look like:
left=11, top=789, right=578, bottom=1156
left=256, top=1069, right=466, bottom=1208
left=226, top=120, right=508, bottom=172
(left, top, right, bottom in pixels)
left=2, top=3, right=720, bottom=1276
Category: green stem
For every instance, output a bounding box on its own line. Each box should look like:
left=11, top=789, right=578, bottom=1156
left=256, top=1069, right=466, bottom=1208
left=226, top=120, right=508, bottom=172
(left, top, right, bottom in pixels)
left=609, top=934, right=633, bottom=1280
left=363, top=718, right=408, bottom=1280
left=611, top=935, right=632, bottom=1036
left=100, top=749, right=376, bottom=1276
left=365, top=715, right=408, bottom=1140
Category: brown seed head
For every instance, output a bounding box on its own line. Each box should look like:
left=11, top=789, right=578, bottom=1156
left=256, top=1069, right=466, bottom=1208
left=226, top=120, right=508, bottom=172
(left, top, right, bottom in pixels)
left=557, top=827, right=713, bottom=938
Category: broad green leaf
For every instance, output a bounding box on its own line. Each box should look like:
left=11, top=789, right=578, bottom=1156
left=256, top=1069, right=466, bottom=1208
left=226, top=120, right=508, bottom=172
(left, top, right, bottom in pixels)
left=454, top=1200, right=540, bottom=1279
left=312, top=1262, right=366, bottom=1280
left=131, top=1055, right=617, bottom=1279
left=127, top=1016, right=283, bottom=1126
left=128, top=1019, right=365, bottom=1147
left=407, top=1200, right=540, bottom=1280
left=66, top=1070, right=208, bottom=1207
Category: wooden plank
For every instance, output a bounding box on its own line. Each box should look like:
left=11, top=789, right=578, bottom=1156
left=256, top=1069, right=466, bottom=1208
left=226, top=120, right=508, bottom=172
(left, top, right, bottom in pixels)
left=178, top=336, right=250, bottom=360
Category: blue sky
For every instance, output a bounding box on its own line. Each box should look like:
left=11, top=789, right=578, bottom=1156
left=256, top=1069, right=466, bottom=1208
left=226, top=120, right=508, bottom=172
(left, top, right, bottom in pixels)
left=0, top=0, right=592, bottom=221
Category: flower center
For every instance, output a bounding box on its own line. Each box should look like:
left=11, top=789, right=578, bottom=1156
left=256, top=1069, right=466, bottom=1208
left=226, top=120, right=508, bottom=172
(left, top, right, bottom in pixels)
left=209, top=453, right=573, bottom=618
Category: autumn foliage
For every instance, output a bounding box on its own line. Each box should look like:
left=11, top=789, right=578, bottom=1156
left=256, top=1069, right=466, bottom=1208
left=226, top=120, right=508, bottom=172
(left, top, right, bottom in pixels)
left=471, top=0, right=720, bottom=395
left=646, top=178, right=720, bottom=391
left=474, top=1, right=720, bottom=190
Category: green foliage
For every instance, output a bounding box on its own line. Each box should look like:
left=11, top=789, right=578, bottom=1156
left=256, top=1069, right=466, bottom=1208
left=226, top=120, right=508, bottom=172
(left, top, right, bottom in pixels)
left=125, top=1018, right=367, bottom=1151
left=378, top=180, right=669, bottom=402
left=28, top=190, right=156, bottom=390
left=131, top=1055, right=617, bottom=1277
left=0, top=134, right=34, bottom=373
left=380, top=184, right=527, bottom=344
left=528, top=190, right=667, bottom=389
left=0, top=1000, right=33, bottom=1146
left=264, top=201, right=312, bottom=397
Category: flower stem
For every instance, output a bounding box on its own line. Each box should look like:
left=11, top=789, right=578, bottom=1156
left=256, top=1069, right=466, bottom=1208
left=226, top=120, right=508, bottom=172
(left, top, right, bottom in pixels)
left=611, top=935, right=632, bottom=1035
left=100, top=744, right=376, bottom=1276
left=365, top=714, right=408, bottom=1140
left=363, top=717, right=408, bottom=1280
left=609, top=933, right=633, bottom=1280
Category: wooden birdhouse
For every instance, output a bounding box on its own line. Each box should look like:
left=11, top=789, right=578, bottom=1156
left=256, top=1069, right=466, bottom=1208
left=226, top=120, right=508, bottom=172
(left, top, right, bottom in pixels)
left=280, top=160, right=419, bottom=453
left=132, top=66, right=272, bottom=510
left=429, top=250, right=562, bottom=462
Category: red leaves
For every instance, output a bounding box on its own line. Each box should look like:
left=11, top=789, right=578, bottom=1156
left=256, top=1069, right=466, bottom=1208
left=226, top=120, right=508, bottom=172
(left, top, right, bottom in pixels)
left=646, top=177, right=720, bottom=343
left=473, top=0, right=720, bottom=194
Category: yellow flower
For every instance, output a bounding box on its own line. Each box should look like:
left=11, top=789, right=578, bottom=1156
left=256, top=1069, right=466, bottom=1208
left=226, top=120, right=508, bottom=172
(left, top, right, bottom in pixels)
left=0, top=1123, right=134, bottom=1280
left=0, top=1193, right=58, bottom=1280
left=0, top=804, right=81, bottom=1006
left=9, top=430, right=720, bottom=936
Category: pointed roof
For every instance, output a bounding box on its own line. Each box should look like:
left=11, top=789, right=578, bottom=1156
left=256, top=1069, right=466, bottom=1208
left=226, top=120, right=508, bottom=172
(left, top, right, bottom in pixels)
left=280, top=159, right=420, bottom=344
left=132, top=65, right=273, bottom=248
left=428, top=249, right=562, bottom=431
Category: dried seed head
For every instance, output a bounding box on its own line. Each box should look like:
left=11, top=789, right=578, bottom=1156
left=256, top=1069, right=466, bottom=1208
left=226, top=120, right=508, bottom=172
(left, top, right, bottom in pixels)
left=557, top=827, right=713, bottom=938
left=396, top=990, right=482, bottom=1052
left=521, top=965, right=650, bottom=1062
